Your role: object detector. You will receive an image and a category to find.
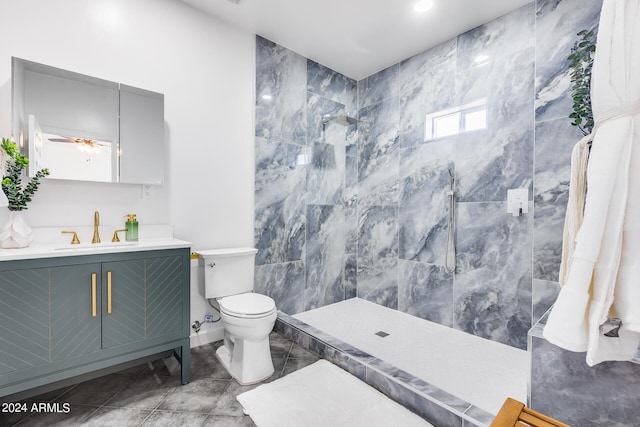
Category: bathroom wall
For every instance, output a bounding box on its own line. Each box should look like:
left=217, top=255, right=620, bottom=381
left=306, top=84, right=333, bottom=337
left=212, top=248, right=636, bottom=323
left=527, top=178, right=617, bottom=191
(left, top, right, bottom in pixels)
left=0, top=0, right=255, bottom=251
left=0, top=0, right=256, bottom=342
left=255, top=0, right=603, bottom=351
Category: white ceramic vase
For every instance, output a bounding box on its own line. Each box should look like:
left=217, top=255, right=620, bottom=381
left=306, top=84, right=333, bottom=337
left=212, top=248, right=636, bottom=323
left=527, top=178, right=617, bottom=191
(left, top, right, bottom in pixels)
left=0, top=211, right=33, bottom=248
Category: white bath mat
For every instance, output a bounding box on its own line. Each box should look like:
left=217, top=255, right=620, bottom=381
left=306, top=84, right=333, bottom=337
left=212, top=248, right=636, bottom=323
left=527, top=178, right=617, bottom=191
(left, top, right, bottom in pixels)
left=236, top=359, right=433, bottom=427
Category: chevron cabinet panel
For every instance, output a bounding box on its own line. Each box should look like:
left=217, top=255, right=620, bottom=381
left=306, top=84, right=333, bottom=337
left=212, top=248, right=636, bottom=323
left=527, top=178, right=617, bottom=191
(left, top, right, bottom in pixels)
left=102, top=260, right=145, bottom=349
left=146, top=255, right=183, bottom=338
left=50, top=264, right=102, bottom=361
left=0, top=268, right=50, bottom=374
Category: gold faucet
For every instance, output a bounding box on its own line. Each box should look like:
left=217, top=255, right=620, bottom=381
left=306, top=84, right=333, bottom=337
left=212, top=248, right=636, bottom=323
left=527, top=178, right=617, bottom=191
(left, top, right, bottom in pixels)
left=92, top=211, right=101, bottom=243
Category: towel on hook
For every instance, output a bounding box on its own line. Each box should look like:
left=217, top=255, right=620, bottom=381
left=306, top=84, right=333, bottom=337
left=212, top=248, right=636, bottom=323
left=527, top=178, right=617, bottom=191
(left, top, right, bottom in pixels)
left=558, top=133, right=592, bottom=287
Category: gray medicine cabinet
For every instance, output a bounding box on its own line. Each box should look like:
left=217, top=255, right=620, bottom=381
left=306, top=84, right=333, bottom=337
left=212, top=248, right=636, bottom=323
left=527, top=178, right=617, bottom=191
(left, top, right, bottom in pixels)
left=11, top=57, right=164, bottom=185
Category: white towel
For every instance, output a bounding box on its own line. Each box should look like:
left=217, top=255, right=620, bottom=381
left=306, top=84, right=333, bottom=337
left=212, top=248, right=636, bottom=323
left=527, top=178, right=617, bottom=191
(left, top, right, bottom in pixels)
left=558, top=133, right=592, bottom=287
left=544, top=0, right=640, bottom=366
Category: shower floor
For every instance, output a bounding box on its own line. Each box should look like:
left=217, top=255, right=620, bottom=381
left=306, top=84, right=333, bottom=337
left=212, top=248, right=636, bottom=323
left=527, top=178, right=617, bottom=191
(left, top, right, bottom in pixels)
left=293, top=298, right=528, bottom=415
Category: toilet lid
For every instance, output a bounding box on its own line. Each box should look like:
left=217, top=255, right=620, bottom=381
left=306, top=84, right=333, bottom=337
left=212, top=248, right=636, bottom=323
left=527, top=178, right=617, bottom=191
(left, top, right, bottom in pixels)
left=218, top=293, right=276, bottom=317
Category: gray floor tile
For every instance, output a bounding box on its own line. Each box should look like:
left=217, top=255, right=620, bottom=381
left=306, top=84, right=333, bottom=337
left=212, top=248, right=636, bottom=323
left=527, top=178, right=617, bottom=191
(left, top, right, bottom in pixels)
left=6, top=332, right=314, bottom=427
left=53, top=373, right=135, bottom=406
left=8, top=403, right=98, bottom=427
left=203, top=414, right=256, bottom=427
left=81, top=407, right=153, bottom=426
left=157, top=377, right=230, bottom=412
left=190, top=343, right=234, bottom=380
left=103, top=374, right=179, bottom=409
left=140, top=410, right=210, bottom=426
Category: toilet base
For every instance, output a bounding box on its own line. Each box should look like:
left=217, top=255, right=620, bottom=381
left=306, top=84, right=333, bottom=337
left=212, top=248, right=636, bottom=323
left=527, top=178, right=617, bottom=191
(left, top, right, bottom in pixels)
left=215, top=337, right=275, bottom=385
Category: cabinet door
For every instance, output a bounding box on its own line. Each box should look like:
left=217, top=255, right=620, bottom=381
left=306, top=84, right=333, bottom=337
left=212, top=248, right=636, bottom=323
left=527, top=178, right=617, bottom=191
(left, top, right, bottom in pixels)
left=101, top=260, right=145, bottom=349
left=0, top=268, right=50, bottom=374
left=51, top=264, right=102, bottom=361
left=146, top=255, right=183, bottom=339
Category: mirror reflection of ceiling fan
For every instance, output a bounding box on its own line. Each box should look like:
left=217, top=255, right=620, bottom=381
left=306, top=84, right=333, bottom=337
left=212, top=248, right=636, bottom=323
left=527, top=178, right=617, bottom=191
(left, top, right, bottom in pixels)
left=48, top=137, right=106, bottom=146
left=48, top=137, right=105, bottom=152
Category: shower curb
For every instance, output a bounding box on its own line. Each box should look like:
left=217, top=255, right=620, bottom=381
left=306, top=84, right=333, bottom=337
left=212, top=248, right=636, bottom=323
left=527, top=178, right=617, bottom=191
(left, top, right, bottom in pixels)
left=275, top=311, right=494, bottom=427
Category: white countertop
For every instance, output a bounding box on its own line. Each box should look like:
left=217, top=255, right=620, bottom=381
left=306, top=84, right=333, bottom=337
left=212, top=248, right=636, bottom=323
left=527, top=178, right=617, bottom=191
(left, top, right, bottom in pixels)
left=0, top=225, right=191, bottom=262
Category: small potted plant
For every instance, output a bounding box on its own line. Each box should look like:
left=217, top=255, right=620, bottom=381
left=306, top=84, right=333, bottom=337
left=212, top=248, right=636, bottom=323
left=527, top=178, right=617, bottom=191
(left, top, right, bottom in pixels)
left=0, top=138, right=50, bottom=248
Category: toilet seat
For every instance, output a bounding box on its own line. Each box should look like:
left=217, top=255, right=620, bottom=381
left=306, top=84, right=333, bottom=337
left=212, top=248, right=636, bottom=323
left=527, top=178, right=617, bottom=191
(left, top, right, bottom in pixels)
left=218, top=293, right=276, bottom=318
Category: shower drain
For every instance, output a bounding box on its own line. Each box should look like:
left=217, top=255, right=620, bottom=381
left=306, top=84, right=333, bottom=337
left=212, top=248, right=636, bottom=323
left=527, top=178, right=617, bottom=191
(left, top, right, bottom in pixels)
left=374, top=331, right=390, bottom=338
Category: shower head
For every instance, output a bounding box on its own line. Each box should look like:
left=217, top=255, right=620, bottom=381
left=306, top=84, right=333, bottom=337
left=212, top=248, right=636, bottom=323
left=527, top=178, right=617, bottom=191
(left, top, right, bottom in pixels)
left=321, top=114, right=359, bottom=127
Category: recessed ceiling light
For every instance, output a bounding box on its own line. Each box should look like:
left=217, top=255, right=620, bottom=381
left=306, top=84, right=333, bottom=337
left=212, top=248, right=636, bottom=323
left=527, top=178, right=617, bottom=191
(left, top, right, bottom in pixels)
left=262, top=94, right=272, bottom=100
left=414, top=0, right=434, bottom=13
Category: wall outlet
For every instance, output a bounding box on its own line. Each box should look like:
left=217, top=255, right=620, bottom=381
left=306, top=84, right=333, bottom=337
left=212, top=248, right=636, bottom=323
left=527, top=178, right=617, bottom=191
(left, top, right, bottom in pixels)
left=204, top=314, right=214, bottom=323
left=142, top=185, right=154, bottom=199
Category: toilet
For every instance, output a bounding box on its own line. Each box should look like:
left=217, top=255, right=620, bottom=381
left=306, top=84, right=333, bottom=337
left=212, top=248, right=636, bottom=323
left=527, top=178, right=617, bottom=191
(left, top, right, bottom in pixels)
left=197, top=247, right=277, bottom=385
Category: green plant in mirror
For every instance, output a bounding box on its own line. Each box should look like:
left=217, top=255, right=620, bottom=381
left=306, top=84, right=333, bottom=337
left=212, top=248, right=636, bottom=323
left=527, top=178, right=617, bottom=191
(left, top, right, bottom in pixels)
left=568, top=29, right=596, bottom=135
left=1, top=138, right=50, bottom=211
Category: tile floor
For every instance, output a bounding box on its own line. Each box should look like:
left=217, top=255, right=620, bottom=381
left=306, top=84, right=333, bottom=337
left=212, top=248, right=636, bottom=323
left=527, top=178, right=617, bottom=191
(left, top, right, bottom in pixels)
left=1, top=332, right=320, bottom=427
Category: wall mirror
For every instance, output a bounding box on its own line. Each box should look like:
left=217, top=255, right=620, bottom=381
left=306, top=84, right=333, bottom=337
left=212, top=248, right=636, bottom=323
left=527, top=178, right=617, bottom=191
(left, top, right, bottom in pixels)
left=11, top=57, right=165, bottom=184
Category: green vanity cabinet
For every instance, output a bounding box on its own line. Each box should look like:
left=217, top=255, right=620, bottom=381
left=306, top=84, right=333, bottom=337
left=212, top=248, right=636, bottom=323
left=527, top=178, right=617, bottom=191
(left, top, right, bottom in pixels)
left=0, top=247, right=190, bottom=400
left=50, top=262, right=103, bottom=361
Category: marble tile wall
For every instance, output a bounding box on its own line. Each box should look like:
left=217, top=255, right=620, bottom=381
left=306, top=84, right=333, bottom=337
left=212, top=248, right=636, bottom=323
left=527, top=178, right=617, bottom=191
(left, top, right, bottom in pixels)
left=354, top=3, right=537, bottom=350
left=255, top=0, right=603, bottom=351
left=254, top=37, right=357, bottom=313
left=529, top=321, right=640, bottom=426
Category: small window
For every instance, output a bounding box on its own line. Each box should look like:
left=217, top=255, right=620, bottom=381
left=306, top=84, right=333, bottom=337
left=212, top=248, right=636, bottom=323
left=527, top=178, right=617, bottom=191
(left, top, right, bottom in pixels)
left=425, top=99, right=487, bottom=141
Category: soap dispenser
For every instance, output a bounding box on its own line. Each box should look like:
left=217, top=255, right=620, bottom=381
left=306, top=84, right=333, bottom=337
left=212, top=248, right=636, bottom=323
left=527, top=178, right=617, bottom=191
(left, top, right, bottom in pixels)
left=125, top=214, right=139, bottom=242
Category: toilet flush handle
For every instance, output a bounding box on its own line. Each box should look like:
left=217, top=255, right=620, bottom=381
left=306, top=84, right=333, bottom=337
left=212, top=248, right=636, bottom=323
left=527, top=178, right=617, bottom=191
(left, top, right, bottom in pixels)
left=207, top=262, right=216, bottom=268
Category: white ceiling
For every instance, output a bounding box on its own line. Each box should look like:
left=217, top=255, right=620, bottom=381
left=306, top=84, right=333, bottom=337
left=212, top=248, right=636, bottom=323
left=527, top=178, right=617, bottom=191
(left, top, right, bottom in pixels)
left=180, top=0, right=533, bottom=80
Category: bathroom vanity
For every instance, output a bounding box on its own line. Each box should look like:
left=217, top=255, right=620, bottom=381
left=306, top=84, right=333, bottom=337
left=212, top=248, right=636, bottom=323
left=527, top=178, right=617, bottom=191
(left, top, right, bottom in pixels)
left=0, top=240, right=191, bottom=400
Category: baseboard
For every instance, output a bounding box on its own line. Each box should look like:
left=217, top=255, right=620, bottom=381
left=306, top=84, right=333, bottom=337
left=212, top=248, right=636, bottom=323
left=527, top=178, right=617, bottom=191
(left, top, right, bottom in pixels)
left=190, top=324, right=224, bottom=348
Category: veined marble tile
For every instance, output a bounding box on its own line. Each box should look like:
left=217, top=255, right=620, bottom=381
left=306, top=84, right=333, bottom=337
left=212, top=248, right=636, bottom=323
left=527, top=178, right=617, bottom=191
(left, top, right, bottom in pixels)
left=306, top=93, right=345, bottom=146
left=456, top=47, right=534, bottom=133
left=255, top=36, right=307, bottom=144
left=530, top=334, right=640, bottom=427
left=533, top=117, right=584, bottom=282
left=304, top=205, right=345, bottom=310
left=399, top=143, right=454, bottom=265
left=345, top=78, right=358, bottom=119
left=346, top=121, right=358, bottom=157
left=307, top=59, right=350, bottom=105
left=358, top=98, right=401, bottom=205
left=345, top=155, right=358, bottom=208
left=398, top=260, right=453, bottom=327
left=455, top=201, right=532, bottom=349
left=344, top=253, right=357, bottom=300
left=358, top=64, right=399, bottom=109
left=532, top=279, right=560, bottom=325
left=457, top=3, right=534, bottom=71
left=455, top=126, right=534, bottom=203
left=357, top=205, right=399, bottom=309
left=398, top=39, right=457, bottom=148
left=254, top=137, right=306, bottom=264
left=254, top=261, right=305, bottom=314
left=344, top=204, right=358, bottom=254
left=535, top=0, right=603, bottom=122
left=306, top=141, right=345, bottom=205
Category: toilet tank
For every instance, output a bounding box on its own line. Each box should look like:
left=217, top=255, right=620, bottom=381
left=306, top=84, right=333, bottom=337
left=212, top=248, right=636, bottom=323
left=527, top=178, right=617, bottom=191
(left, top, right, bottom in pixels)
left=198, top=247, right=258, bottom=299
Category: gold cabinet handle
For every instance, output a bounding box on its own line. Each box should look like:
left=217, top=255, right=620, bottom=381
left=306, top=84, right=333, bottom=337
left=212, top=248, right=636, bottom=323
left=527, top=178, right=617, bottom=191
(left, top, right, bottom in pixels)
left=91, top=273, right=97, bottom=317
left=107, top=271, right=112, bottom=314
